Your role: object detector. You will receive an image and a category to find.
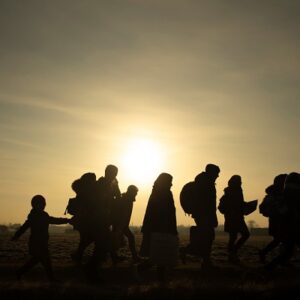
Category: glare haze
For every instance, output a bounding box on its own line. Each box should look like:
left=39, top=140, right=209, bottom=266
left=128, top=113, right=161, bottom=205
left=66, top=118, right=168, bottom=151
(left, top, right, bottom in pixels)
left=0, top=0, right=299, bottom=227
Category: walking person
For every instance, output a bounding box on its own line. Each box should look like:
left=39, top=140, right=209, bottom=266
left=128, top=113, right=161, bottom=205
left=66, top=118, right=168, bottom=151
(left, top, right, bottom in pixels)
left=139, top=173, right=178, bottom=282
left=265, top=172, right=300, bottom=270
left=67, top=172, right=97, bottom=263
left=180, top=164, right=220, bottom=270
left=11, top=195, right=70, bottom=281
left=85, top=164, right=121, bottom=281
left=258, top=174, right=287, bottom=263
left=218, top=175, right=250, bottom=263
left=116, top=185, right=139, bottom=261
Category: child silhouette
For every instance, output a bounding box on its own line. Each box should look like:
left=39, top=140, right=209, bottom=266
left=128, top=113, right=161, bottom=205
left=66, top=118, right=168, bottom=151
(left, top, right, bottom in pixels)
left=11, top=195, right=70, bottom=281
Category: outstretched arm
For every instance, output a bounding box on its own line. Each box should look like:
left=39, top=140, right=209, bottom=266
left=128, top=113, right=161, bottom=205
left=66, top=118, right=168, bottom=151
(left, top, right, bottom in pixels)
left=49, top=216, right=70, bottom=225
left=11, top=220, right=30, bottom=240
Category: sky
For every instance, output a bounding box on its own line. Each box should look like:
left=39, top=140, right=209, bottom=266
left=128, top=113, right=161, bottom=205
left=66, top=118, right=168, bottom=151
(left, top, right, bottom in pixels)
left=0, top=0, right=299, bottom=227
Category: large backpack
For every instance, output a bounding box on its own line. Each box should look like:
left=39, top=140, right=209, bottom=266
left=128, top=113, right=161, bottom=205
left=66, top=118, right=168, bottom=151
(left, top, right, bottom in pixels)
left=258, top=195, right=273, bottom=217
left=218, top=194, right=228, bottom=214
left=259, top=194, right=287, bottom=217
left=64, top=197, right=79, bottom=215
left=180, top=181, right=197, bottom=215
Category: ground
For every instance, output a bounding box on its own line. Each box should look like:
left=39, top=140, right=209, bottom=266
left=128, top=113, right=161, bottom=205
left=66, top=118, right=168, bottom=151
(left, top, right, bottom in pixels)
left=1, top=231, right=300, bottom=299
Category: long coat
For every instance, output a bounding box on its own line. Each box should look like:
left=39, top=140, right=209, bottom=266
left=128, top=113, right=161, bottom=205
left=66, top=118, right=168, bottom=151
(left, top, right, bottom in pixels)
left=192, top=172, right=218, bottom=228
left=140, top=188, right=177, bottom=256
left=220, top=187, right=246, bottom=233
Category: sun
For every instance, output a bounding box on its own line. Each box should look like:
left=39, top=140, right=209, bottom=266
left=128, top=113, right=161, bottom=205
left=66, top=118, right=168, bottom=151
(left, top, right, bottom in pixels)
left=120, top=138, right=163, bottom=185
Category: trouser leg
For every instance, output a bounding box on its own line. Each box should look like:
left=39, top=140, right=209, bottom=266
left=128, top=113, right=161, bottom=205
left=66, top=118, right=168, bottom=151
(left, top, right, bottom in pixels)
left=17, top=257, right=39, bottom=278
left=86, top=228, right=109, bottom=281
left=73, top=233, right=93, bottom=262
left=196, top=227, right=215, bottom=265
left=266, top=240, right=295, bottom=270
left=235, top=226, right=250, bottom=251
left=123, top=227, right=138, bottom=259
left=260, top=238, right=280, bottom=256
left=228, top=232, right=237, bottom=253
left=40, top=254, right=54, bottom=281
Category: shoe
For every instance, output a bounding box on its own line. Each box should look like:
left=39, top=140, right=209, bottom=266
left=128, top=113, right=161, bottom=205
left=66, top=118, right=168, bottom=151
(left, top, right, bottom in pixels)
left=132, top=264, right=142, bottom=282
left=228, top=252, right=240, bottom=264
left=201, top=259, right=215, bottom=271
left=16, top=270, right=22, bottom=281
left=258, top=250, right=266, bottom=264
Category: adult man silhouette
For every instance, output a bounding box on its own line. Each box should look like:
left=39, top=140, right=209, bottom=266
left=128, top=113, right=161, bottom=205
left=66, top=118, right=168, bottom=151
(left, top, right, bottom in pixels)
left=86, top=164, right=121, bottom=281
left=181, top=164, right=220, bottom=270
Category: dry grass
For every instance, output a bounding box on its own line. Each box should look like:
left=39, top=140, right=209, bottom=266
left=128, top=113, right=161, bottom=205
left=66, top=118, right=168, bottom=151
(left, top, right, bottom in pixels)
left=1, top=232, right=300, bottom=299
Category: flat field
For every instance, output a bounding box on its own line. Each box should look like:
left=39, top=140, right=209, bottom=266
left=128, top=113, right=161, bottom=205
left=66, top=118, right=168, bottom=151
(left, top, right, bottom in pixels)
left=1, top=231, right=300, bottom=299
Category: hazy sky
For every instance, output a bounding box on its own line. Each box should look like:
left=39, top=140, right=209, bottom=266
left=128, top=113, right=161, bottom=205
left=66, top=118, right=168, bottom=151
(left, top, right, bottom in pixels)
left=1, top=0, right=299, bottom=227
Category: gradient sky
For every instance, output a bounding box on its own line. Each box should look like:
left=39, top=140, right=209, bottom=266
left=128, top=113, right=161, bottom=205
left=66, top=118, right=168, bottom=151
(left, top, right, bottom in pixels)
left=1, top=0, right=299, bottom=227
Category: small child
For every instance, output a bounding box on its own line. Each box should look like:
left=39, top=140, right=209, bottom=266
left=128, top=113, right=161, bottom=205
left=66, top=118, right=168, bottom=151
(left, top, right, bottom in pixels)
left=113, top=185, right=139, bottom=261
left=11, top=194, right=70, bottom=281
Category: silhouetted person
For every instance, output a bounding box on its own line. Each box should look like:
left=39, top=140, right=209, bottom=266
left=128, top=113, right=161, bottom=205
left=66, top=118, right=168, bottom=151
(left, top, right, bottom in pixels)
left=11, top=195, right=70, bottom=281
left=86, top=164, right=121, bottom=281
left=218, top=175, right=250, bottom=263
left=181, top=164, right=220, bottom=270
left=96, top=164, right=121, bottom=228
left=265, top=172, right=300, bottom=270
left=258, top=174, right=287, bottom=263
left=139, top=173, right=177, bottom=281
left=115, top=185, right=139, bottom=261
left=68, top=172, right=97, bottom=263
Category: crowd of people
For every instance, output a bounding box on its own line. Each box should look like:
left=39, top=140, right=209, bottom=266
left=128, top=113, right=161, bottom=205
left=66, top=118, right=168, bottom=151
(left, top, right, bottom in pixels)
left=11, top=164, right=300, bottom=283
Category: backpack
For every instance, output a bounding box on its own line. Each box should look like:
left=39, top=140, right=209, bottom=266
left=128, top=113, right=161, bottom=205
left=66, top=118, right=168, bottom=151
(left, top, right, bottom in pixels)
left=64, top=197, right=79, bottom=215
left=218, top=195, right=227, bottom=214
left=259, top=194, right=287, bottom=217
left=180, top=182, right=197, bottom=215
left=259, top=194, right=273, bottom=217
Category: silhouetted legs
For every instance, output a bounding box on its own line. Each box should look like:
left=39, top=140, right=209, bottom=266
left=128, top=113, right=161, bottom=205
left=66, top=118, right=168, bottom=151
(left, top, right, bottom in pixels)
left=265, top=240, right=296, bottom=270
left=193, top=218, right=216, bottom=269
left=157, top=265, right=166, bottom=282
left=179, top=223, right=215, bottom=269
left=72, top=232, right=93, bottom=263
left=123, top=227, right=138, bottom=260
left=17, top=254, right=54, bottom=281
left=199, top=227, right=215, bottom=269
left=86, top=228, right=109, bottom=282
left=259, top=238, right=280, bottom=263
left=228, top=224, right=250, bottom=263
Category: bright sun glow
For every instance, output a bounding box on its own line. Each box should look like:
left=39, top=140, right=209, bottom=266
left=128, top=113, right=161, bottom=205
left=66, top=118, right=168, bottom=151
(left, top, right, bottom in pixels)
left=120, top=139, right=163, bottom=185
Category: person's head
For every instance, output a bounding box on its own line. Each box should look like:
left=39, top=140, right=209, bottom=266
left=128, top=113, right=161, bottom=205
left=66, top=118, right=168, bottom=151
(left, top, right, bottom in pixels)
left=72, top=172, right=96, bottom=193
left=153, top=173, right=173, bottom=190
left=81, top=172, right=96, bottom=185
left=126, top=185, right=139, bottom=200
left=284, top=172, right=300, bottom=189
left=273, top=174, right=287, bottom=191
left=81, top=172, right=96, bottom=182
left=104, top=164, right=118, bottom=181
left=31, top=195, right=46, bottom=211
left=205, top=164, right=220, bottom=182
left=228, top=175, right=242, bottom=188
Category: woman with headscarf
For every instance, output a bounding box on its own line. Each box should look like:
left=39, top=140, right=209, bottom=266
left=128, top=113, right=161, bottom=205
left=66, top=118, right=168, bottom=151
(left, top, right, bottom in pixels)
left=139, top=173, right=177, bottom=281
